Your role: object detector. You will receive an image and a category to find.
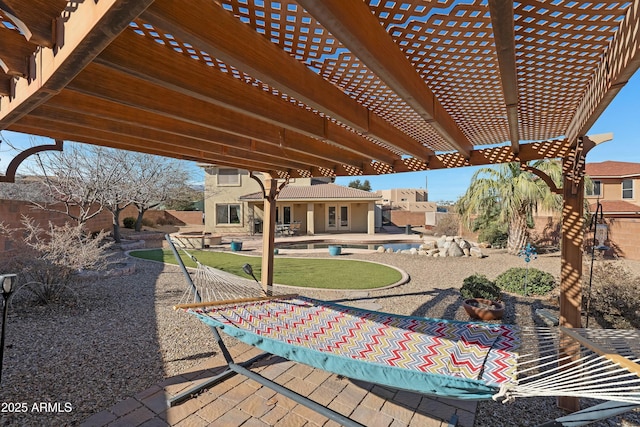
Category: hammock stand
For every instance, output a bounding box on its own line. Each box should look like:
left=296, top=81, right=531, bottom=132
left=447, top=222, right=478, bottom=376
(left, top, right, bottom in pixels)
left=165, top=236, right=640, bottom=426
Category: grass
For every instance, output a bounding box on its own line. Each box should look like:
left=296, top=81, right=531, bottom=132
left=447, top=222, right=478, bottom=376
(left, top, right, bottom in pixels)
left=129, top=249, right=402, bottom=290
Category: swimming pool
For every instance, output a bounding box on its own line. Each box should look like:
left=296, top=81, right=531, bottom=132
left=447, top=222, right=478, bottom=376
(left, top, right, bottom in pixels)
left=275, top=241, right=422, bottom=251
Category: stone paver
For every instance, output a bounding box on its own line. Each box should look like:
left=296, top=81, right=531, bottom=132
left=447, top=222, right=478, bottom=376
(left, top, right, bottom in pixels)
left=81, top=339, right=473, bottom=427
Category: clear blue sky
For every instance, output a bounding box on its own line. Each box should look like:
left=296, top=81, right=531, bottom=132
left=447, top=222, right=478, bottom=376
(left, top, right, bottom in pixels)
left=2, top=72, right=639, bottom=201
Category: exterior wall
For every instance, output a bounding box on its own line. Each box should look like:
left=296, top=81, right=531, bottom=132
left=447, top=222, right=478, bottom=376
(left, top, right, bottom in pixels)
left=203, top=166, right=262, bottom=235
left=389, top=210, right=427, bottom=227
left=606, top=218, right=640, bottom=260
left=377, top=188, right=429, bottom=206
left=350, top=202, right=369, bottom=233
left=0, top=199, right=138, bottom=251
left=586, top=177, right=639, bottom=204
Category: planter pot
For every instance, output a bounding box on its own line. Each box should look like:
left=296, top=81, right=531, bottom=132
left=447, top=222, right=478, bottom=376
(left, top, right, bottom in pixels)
left=230, top=241, right=243, bottom=252
left=462, top=298, right=504, bottom=321
left=328, top=245, right=342, bottom=256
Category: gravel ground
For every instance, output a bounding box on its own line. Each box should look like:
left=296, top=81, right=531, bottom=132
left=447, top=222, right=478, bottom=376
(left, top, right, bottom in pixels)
left=1, top=243, right=639, bottom=426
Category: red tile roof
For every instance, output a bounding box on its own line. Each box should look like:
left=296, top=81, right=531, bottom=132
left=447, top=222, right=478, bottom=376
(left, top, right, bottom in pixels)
left=590, top=200, right=640, bottom=214
left=240, top=183, right=381, bottom=201
left=586, top=161, right=640, bottom=178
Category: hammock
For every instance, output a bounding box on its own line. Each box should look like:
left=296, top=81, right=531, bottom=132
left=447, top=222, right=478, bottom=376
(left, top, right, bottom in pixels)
left=166, top=236, right=640, bottom=425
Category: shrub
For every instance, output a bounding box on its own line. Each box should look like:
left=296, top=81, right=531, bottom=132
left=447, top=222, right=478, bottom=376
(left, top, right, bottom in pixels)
left=123, top=217, right=136, bottom=229
left=495, top=267, right=556, bottom=296
left=141, top=217, right=155, bottom=228
left=0, top=218, right=112, bottom=305
left=477, top=223, right=508, bottom=248
left=460, top=274, right=501, bottom=301
left=584, top=261, right=640, bottom=329
left=433, top=212, right=459, bottom=236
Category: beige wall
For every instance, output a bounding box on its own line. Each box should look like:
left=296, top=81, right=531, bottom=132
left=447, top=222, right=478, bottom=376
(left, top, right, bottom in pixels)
left=203, top=166, right=263, bottom=235
left=586, top=177, right=639, bottom=204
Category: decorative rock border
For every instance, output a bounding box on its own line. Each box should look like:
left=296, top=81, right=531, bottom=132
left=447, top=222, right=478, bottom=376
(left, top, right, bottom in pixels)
left=376, top=235, right=485, bottom=258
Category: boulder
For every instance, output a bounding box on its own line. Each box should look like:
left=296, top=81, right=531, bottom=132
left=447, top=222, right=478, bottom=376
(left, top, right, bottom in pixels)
left=447, top=242, right=464, bottom=257
left=470, top=247, right=485, bottom=258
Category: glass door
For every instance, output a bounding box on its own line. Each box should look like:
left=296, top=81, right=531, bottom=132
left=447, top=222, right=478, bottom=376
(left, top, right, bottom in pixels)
left=327, top=205, right=349, bottom=231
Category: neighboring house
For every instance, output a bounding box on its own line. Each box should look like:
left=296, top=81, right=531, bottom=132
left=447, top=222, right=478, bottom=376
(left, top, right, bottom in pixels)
left=203, top=166, right=381, bottom=235
left=584, top=161, right=640, bottom=260
left=585, top=161, right=640, bottom=217
left=375, top=188, right=437, bottom=227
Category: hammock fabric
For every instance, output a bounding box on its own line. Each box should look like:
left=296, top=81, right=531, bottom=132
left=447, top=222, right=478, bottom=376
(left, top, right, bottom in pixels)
left=167, top=236, right=640, bottom=409
left=188, top=295, right=520, bottom=400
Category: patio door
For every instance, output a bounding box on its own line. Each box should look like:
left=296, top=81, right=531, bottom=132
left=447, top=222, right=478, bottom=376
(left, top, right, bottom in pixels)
left=327, top=205, right=350, bottom=231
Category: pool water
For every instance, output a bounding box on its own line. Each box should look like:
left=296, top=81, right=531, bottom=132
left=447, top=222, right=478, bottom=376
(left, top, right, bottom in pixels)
left=275, top=242, right=422, bottom=251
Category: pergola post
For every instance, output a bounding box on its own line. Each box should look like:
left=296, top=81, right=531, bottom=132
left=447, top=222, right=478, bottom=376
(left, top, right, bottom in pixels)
left=260, top=177, right=278, bottom=296
left=557, top=153, right=586, bottom=412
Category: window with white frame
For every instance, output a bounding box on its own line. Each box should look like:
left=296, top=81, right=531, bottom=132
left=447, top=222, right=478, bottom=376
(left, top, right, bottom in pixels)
left=622, top=179, right=633, bottom=199
left=216, top=204, right=241, bottom=224
left=586, top=180, right=601, bottom=196
left=217, top=168, right=240, bottom=186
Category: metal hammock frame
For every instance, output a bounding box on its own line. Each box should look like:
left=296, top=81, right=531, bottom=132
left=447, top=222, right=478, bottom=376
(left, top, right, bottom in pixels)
left=165, top=235, right=640, bottom=427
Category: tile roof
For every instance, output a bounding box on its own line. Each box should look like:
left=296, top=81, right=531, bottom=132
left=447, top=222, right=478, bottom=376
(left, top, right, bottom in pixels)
left=240, top=183, right=381, bottom=201
left=586, top=161, right=640, bottom=178
left=590, top=200, right=640, bottom=214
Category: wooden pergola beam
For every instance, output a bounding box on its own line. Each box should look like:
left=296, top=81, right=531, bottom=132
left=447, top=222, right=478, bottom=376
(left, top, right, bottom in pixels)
left=0, top=0, right=156, bottom=127
left=566, top=0, right=640, bottom=141
left=488, top=0, right=520, bottom=154
left=297, top=0, right=474, bottom=159
left=141, top=0, right=433, bottom=162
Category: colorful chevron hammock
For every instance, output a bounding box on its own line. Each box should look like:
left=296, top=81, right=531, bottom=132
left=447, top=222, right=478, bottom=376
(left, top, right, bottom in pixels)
left=167, top=236, right=640, bottom=420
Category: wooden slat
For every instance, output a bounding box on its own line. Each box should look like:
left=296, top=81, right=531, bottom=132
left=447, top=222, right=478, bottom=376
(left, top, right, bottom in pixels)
left=142, top=0, right=433, bottom=161
left=488, top=0, right=520, bottom=154
left=0, top=0, right=156, bottom=127
left=297, top=0, right=474, bottom=158
left=0, top=27, right=37, bottom=77
left=12, top=114, right=317, bottom=173
left=46, top=90, right=367, bottom=171
left=2, top=0, right=67, bottom=47
left=566, top=0, right=640, bottom=141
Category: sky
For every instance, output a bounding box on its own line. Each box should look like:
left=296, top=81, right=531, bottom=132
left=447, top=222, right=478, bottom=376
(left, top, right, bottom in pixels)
left=1, top=71, right=639, bottom=202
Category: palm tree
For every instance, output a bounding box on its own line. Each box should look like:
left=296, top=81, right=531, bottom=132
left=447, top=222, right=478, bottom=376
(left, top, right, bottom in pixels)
left=457, top=161, right=563, bottom=254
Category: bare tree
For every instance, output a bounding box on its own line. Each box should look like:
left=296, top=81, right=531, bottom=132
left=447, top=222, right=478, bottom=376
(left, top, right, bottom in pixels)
left=28, top=144, right=137, bottom=242
left=128, top=152, right=192, bottom=231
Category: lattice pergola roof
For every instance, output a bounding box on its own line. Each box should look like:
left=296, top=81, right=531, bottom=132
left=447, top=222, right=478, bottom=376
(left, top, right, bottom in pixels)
left=0, top=0, right=639, bottom=179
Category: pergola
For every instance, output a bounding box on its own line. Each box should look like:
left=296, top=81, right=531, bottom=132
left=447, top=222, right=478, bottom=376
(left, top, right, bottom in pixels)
left=1, top=0, right=638, bottom=412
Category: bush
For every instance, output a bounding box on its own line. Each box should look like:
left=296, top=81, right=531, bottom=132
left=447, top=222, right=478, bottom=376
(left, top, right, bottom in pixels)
left=123, top=217, right=136, bottom=229
left=477, top=223, right=508, bottom=248
left=584, top=261, right=640, bottom=329
left=460, top=274, right=501, bottom=301
left=433, top=212, right=459, bottom=236
left=495, top=267, right=556, bottom=296
left=141, top=217, right=155, bottom=228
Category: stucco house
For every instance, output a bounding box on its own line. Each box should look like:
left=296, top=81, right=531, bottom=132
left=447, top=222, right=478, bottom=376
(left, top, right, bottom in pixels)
left=203, top=166, right=381, bottom=235
left=583, top=161, right=640, bottom=260
left=585, top=161, right=640, bottom=218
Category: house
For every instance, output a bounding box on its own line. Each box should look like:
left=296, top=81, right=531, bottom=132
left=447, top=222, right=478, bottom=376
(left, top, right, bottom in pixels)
left=585, top=161, right=640, bottom=217
left=375, top=188, right=437, bottom=227
left=584, top=161, right=640, bottom=260
left=203, top=166, right=381, bottom=235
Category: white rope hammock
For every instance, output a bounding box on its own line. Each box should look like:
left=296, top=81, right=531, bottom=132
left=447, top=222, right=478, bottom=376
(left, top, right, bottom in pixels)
left=172, top=241, right=640, bottom=405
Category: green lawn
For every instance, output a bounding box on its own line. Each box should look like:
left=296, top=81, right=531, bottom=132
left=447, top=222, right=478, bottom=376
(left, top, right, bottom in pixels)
left=129, top=249, right=402, bottom=290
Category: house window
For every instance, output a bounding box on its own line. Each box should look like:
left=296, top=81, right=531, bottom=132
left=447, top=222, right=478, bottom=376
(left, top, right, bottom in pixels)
left=216, top=204, right=241, bottom=224
left=217, top=168, right=240, bottom=186
left=622, top=179, right=633, bottom=199
left=587, top=180, right=601, bottom=196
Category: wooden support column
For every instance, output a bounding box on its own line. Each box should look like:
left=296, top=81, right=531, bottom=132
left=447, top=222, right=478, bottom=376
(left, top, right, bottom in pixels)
left=558, top=153, right=585, bottom=412
left=261, top=177, right=278, bottom=296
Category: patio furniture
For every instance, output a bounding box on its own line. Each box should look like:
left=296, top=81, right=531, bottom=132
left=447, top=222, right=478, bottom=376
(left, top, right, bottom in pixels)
left=166, top=235, right=640, bottom=426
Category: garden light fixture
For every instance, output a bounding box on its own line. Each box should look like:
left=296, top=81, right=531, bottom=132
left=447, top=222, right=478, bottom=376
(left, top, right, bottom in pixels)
left=0, top=273, right=17, bottom=385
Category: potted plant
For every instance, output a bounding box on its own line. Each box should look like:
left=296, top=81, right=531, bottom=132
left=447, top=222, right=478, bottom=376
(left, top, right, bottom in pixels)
left=230, top=240, right=243, bottom=251
left=460, top=274, right=504, bottom=320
